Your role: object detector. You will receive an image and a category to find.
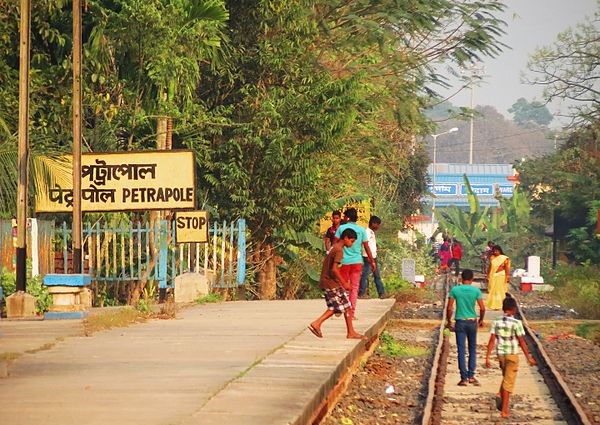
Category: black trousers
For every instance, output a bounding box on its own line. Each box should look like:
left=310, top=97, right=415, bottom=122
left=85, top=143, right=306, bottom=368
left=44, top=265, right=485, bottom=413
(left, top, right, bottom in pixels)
left=448, top=258, right=460, bottom=276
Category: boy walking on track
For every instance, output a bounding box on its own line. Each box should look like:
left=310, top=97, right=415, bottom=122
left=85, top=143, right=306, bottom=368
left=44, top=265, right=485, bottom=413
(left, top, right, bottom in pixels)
left=486, top=295, right=537, bottom=418
left=334, top=208, right=376, bottom=320
left=308, top=228, right=366, bottom=340
left=446, top=269, right=485, bottom=386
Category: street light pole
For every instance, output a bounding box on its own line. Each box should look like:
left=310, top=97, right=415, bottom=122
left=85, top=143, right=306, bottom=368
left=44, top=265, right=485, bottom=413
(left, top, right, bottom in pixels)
left=431, top=127, right=458, bottom=226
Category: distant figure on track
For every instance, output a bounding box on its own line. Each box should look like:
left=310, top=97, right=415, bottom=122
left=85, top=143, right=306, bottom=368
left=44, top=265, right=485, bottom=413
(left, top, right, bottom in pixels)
left=485, top=295, right=537, bottom=418
left=486, top=245, right=510, bottom=310
left=446, top=269, right=485, bottom=386
left=439, top=238, right=451, bottom=273
left=448, top=238, right=463, bottom=277
left=308, top=228, right=366, bottom=340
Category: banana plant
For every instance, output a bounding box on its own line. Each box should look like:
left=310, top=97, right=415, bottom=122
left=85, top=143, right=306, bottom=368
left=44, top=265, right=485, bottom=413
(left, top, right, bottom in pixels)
left=435, top=174, right=528, bottom=257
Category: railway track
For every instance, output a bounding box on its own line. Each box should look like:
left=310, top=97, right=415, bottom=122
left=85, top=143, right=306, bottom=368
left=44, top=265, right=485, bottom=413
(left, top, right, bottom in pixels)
left=421, top=275, right=593, bottom=425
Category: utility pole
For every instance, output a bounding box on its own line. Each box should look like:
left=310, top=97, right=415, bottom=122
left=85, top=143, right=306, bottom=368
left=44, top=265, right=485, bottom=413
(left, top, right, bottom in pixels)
left=72, top=0, right=83, bottom=273
left=461, top=62, right=485, bottom=164
left=16, top=0, right=31, bottom=292
left=469, top=85, right=474, bottom=164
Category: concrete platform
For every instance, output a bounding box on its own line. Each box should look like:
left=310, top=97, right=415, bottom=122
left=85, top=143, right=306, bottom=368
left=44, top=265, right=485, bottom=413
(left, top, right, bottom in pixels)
left=0, top=299, right=394, bottom=425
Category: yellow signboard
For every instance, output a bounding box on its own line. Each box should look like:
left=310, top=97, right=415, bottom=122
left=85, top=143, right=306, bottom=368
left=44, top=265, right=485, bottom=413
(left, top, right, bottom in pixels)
left=319, top=200, right=371, bottom=233
left=35, top=151, right=196, bottom=213
left=175, top=211, right=209, bottom=243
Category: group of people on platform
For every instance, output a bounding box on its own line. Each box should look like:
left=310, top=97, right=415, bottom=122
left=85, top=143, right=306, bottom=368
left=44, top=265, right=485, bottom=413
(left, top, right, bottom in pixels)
left=308, top=208, right=385, bottom=340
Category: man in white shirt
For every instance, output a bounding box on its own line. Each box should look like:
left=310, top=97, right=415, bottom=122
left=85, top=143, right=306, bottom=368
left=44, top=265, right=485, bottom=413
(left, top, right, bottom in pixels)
left=359, top=216, right=385, bottom=299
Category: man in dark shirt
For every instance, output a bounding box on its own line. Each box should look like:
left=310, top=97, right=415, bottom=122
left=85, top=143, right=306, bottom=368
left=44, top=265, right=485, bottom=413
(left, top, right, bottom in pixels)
left=324, top=210, right=342, bottom=254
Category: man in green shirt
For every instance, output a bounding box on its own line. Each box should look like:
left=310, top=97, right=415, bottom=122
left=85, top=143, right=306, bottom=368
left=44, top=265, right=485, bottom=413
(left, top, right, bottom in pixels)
left=446, top=269, right=486, bottom=386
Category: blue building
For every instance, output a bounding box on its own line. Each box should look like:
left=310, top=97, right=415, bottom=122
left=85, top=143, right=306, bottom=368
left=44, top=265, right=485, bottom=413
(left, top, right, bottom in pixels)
left=424, top=163, right=516, bottom=208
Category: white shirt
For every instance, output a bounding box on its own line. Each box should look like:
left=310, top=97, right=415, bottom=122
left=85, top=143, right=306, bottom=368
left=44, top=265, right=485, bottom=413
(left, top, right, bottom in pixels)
left=362, top=227, right=377, bottom=258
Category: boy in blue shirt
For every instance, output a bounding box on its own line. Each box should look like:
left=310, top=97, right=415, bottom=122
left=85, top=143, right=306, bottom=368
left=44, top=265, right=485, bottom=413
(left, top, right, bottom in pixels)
left=446, top=269, right=486, bottom=386
left=334, top=208, right=376, bottom=320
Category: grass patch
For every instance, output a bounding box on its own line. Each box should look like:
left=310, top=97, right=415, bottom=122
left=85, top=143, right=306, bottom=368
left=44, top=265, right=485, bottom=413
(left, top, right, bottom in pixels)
left=84, top=307, right=146, bottom=335
left=196, top=293, right=224, bottom=305
left=545, top=264, right=600, bottom=319
left=575, top=322, right=600, bottom=344
left=378, top=332, right=430, bottom=357
left=394, top=287, right=435, bottom=304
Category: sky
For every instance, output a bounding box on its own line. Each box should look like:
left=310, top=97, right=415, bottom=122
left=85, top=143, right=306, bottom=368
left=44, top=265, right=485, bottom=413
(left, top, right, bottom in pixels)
left=438, top=0, right=598, bottom=126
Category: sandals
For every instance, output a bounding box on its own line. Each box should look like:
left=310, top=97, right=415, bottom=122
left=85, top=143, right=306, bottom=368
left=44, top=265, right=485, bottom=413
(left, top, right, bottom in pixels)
left=308, top=325, right=323, bottom=338
left=495, top=395, right=502, bottom=411
left=457, top=380, right=468, bottom=386
left=468, top=378, right=481, bottom=386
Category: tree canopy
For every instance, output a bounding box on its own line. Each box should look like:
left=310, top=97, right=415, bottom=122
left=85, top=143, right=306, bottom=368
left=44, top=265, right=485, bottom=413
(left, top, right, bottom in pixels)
left=525, top=2, right=600, bottom=125
left=508, top=97, right=553, bottom=128
left=0, top=0, right=511, bottom=296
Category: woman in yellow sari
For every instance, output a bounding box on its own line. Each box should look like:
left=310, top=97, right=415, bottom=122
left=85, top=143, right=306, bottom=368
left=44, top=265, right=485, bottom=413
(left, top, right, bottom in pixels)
left=486, top=245, right=510, bottom=310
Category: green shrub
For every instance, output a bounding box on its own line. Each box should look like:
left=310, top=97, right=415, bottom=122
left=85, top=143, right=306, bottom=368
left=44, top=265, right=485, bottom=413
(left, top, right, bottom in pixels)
left=196, top=293, right=224, bottom=304
left=1, top=269, right=51, bottom=315
left=382, top=273, right=412, bottom=295
left=545, top=263, right=600, bottom=319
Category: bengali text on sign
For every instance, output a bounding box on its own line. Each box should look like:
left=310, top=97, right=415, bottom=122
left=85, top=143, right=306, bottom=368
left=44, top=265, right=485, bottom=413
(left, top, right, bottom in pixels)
left=36, top=151, right=196, bottom=213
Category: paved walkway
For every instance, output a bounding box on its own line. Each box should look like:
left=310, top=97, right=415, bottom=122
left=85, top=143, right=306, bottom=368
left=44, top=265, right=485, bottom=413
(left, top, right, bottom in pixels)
left=441, top=297, right=566, bottom=425
left=0, top=299, right=394, bottom=425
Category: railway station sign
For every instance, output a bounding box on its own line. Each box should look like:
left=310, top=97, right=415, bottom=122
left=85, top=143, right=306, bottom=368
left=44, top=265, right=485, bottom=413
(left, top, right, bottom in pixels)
left=36, top=150, right=195, bottom=213
left=460, top=184, right=494, bottom=196
left=426, top=184, right=457, bottom=196
left=175, top=211, right=209, bottom=243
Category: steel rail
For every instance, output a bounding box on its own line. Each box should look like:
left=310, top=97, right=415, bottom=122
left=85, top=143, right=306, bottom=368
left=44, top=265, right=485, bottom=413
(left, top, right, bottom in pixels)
left=421, top=285, right=593, bottom=425
left=515, top=295, right=593, bottom=425
left=420, top=273, right=451, bottom=425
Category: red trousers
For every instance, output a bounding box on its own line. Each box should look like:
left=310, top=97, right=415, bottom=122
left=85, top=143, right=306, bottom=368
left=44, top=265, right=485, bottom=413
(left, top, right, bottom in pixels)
left=340, top=263, right=363, bottom=318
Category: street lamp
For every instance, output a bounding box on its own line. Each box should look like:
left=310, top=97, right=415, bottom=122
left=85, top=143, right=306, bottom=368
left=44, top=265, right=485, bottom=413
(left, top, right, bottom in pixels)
left=431, top=127, right=458, bottom=225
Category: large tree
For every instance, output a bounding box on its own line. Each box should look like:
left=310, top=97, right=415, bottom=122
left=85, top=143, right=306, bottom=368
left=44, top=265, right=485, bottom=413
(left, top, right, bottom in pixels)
left=508, top=97, right=554, bottom=128
left=524, top=2, right=600, bottom=124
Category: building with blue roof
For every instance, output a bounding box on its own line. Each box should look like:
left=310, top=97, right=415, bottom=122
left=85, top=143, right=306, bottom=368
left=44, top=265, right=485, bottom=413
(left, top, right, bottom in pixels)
left=424, top=163, right=516, bottom=208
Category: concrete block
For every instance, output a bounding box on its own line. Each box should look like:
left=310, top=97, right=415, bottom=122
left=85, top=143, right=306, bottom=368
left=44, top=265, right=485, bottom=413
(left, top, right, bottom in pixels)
left=522, top=276, right=544, bottom=284
left=80, top=287, right=93, bottom=308
left=6, top=292, right=36, bottom=319
left=526, top=256, right=541, bottom=277
left=174, top=272, right=211, bottom=303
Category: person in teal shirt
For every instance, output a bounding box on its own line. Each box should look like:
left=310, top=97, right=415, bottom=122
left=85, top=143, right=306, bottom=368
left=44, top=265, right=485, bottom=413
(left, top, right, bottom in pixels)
left=446, top=269, right=486, bottom=386
left=334, top=208, right=375, bottom=320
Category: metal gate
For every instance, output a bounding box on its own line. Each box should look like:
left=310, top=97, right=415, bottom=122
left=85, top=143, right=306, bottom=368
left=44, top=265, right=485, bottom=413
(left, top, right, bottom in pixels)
left=54, top=218, right=246, bottom=293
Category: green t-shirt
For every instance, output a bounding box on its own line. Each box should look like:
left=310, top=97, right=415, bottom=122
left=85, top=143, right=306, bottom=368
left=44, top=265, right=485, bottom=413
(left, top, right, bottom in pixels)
left=449, top=284, right=483, bottom=320
left=335, top=222, right=368, bottom=265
